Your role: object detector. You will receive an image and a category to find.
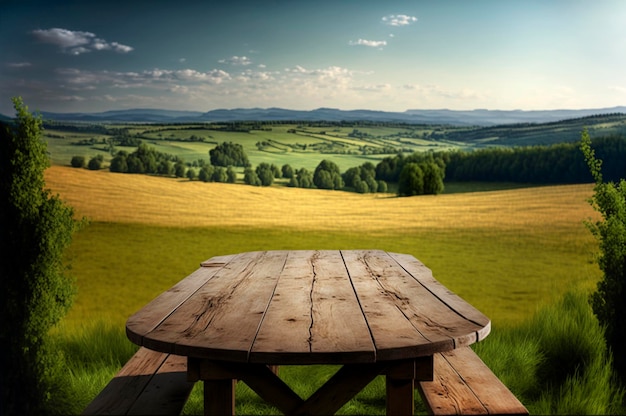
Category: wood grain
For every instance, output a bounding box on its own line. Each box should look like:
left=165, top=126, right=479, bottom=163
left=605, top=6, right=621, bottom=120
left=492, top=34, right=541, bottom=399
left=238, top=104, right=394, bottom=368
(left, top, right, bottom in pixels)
left=127, top=250, right=491, bottom=364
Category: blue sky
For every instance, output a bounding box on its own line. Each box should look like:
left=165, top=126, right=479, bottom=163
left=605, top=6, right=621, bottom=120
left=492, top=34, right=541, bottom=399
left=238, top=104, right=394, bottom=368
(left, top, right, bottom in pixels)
left=1, top=0, right=625, bottom=114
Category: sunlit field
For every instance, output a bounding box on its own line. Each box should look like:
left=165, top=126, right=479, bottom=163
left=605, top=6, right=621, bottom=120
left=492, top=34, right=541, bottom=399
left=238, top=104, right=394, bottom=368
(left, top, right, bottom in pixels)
left=46, top=166, right=601, bottom=330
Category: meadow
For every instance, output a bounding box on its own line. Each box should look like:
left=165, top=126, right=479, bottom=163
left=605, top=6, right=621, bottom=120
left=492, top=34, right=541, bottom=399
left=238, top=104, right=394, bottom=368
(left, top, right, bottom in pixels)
left=45, top=164, right=625, bottom=414
left=46, top=165, right=600, bottom=330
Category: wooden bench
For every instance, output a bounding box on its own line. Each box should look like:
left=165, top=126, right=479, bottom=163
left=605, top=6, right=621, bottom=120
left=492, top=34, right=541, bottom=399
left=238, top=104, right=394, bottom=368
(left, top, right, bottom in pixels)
left=416, top=347, right=528, bottom=415
left=82, top=347, right=196, bottom=415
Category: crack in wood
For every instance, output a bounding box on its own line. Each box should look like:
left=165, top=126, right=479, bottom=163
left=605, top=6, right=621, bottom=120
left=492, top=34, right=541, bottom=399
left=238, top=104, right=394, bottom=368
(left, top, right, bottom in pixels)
left=307, top=251, right=319, bottom=352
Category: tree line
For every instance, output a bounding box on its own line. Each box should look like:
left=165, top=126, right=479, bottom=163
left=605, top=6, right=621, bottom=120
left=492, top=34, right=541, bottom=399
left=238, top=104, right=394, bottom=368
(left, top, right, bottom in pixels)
left=71, top=134, right=626, bottom=196
left=440, top=135, right=626, bottom=184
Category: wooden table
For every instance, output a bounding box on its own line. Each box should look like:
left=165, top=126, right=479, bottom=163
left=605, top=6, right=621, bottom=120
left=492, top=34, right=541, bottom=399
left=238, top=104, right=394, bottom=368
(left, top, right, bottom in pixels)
left=126, top=250, right=491, bottom=415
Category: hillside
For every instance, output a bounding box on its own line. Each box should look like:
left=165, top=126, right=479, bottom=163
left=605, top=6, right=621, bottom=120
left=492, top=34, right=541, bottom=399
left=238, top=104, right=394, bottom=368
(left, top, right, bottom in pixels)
left=45, top=166, right=597, bottom=232
left=4, top=106, right=624, bottom=125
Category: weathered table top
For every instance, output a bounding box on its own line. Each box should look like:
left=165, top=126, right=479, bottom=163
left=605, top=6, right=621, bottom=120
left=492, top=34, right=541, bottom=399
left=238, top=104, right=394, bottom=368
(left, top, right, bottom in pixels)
left=126, top=250, right=490, bottom=365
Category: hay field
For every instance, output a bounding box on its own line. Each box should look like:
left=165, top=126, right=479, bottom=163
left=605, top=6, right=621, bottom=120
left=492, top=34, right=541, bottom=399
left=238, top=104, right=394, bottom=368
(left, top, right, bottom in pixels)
left=45, top=166, right=597, bottom=233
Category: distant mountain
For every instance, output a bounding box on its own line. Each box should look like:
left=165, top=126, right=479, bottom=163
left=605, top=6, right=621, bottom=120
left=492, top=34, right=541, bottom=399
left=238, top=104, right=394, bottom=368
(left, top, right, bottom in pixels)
left=39, top=108, right=204, bottom=123
left=6, top=106, right=626, bottom=125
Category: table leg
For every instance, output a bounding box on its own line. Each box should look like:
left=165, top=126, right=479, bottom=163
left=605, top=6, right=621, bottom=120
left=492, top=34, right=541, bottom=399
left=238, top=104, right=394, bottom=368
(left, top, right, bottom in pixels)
left=203, top=379, right=236, bottom=416
left=386, top=376, right=414, bottom=415
left=384, top=356, right=433, bottom=415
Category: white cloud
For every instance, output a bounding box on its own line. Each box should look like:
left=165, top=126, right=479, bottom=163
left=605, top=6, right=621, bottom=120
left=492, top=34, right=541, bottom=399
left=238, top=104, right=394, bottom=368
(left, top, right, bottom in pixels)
left=382, top=14, right=418, bottom=27
left=31, top=28, right=133, bottom=55
left=348, top=39, right=387, bottom=48
left=219, top=56, right=252, bottom=66
left=7, top=62, right=32, bottom=68
left=56, top=67, right=231, bottom=89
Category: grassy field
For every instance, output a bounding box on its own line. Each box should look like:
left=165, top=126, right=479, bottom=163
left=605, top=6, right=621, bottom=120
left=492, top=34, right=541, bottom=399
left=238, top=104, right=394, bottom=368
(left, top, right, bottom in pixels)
left=45, top=166, right=601, bottom=330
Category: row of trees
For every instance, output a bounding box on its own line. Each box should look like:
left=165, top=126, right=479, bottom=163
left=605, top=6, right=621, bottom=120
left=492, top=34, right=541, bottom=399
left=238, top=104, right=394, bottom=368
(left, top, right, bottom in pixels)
left=72, top=134, right=626, bottom=195
left=439, top=136, right=626, bottom=184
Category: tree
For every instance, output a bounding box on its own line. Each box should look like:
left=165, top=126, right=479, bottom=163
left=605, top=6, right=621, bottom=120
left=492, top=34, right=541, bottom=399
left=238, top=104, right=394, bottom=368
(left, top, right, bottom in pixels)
left=226, top=166, right=237, bottom=183
left=314, top=159, right=343, bottom=190
left=109, top=152, right=128, bottom=173
left=296, top=168, right=314, bottom=188
left=209, top=142, right=250, bottom=167
left=0, top=98, right=80, bottom=414
left=87, top=154, right=104, bottom=170
left=581, top=129, right=626, bottom=381
left=198, top=166, right=214, bottom=182
left=422, top=161, right=445, bottom=195
left=398, top=163, right=424, bottom=196
left=174, top=161, right=186, bottom=178
left=244, top=167, right=261, bottom=186
left=157, top=160, right=173, bottom=176
left=186, top=168, right=196, bottom=181
left=256, top=163, right=275, bottom=186
left=282, top=164, right=294, bottom=179
left=70, top=155, right=85, bottom=168
left=212, top=166, right=227, bottom=183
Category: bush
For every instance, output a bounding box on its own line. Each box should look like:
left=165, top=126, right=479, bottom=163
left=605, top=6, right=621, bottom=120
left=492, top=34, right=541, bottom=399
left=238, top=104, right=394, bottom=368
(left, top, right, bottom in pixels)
left=87, top=155, right=104, bottom=170
left=0, top=98, right=80, bottom=414
left=70, top=155, right=85, bottom=168
left=581, top=129, right=626, bottom=382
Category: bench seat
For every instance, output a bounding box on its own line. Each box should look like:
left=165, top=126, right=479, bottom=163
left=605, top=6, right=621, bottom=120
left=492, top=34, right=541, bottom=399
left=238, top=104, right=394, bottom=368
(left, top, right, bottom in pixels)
left=82, top=347, right=195, bottom=415
left=416, top=347, right=528, bottom=415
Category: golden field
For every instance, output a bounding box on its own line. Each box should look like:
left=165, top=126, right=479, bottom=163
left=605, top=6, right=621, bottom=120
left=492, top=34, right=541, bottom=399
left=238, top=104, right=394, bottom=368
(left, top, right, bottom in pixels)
left=45, top=166, right=598, bottom=233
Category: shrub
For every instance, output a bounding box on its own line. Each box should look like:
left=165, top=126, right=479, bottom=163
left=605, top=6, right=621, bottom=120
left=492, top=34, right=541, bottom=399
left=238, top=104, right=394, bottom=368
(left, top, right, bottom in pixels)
left=71, top=155, right=85, bottom=168
left=87, top=155, right=104, bottom=170
left=581, top=129, right=626, bottom=382
left=0, top=98, right=80, bottom=414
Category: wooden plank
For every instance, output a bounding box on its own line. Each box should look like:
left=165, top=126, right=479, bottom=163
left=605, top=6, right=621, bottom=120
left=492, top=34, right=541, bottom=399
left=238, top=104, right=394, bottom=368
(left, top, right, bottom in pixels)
left=126, top=255, right=235, bottom=346
left=388, top=252, right=491, bottom=342
left=363, top=251, right=486, bottom=350
left=440, top=347, right=528, bottom=415
left=127, top=353, right=195, bottom=415
left=82, top=348, right=168, bottom=415
left=341, top=250, right=435, bottom=361
left=139, top=251, right=263, bottom=357
left=248, top=250, right=315, bottom=362
left=309, top=250, right=376, bottom=363
left=147, top=251, right=288, bottom=361
left=417, top=350, right=488, bottom=415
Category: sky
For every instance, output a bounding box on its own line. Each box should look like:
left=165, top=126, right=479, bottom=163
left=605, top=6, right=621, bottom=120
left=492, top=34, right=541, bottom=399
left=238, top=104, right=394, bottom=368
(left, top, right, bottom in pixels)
left=1, top=0, right=626, bottom=115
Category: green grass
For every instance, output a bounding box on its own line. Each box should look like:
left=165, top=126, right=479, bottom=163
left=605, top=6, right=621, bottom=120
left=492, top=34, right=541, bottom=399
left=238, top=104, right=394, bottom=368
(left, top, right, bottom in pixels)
left=62, top=221, right=598, bottom=330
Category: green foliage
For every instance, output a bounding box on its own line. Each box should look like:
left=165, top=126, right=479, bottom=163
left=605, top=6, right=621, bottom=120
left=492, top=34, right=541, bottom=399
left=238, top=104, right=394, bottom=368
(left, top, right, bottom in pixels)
left=282, top=163, right=294, bottom=179
left=313, top=159, right=344, bottom=190
left=174, top=161, right=186, bottom=178
left=397, top=156, right=445, bottom=197
left=474, top=291, right=624, bottom=415
left=398, top=163, right=424, bottom=196
left=226, top=166, right=237, bottom=183
left=0, top=98, right=80, bottom=414
left=209, top=141, right=250, bottom=167
left=244, top=167, right=262, bottom=186
left=255, top=163, right=275, bottom=186
left=108, top=143, right=180, bottom=175
left=87, top=154, right=104, bottom=170
left=71, top=155, right=86, bottom=168
left=445, top=136, right=626, bottom=184
left=343, top=162, right=384, bottom=193
left=581, top=129, right=626, bottom=381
